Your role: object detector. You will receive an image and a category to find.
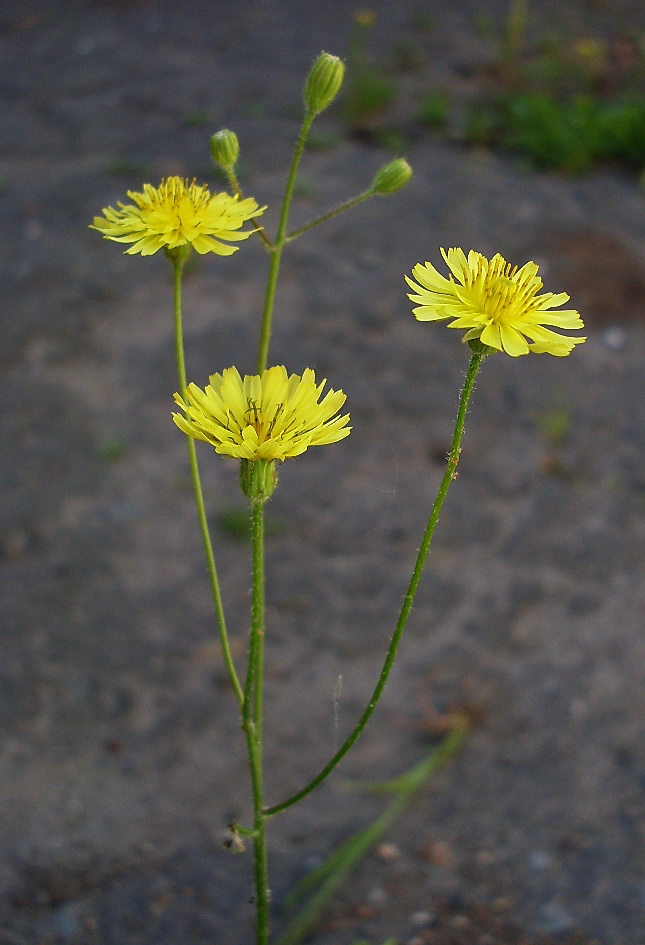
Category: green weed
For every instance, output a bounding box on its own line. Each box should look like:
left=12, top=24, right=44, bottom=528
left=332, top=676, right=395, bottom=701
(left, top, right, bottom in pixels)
left=462, top=1, right=645, bottom=174
left=98, top=434, right=126, bottom=463
left=417, top=90, right=450, bottom=130
left=343, top=9, right=397, bottom=127
left=467, top=92, right=645, bottom=173
left=536, top=407, right=572, bottom=445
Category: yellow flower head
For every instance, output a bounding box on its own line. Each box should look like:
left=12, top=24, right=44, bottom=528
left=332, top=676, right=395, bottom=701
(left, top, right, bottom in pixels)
left=90, top=176, right=265, bottom=256
left=406, top=248, right=586, bottom=357
left=173, top=366, right=351, bottom=461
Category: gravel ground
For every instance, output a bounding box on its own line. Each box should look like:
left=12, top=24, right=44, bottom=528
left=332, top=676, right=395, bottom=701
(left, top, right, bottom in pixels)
left=2, top=1, right=645, bottom=943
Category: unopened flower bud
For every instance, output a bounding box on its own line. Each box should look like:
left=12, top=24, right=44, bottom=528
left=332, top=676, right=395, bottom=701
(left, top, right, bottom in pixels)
left=210, top=129, right=240, bottom=170
left=371, top=158, right=412, bottom=196
left=240, top=459, right=278, bottom=503
left=304, top=53, right=345, bottom=116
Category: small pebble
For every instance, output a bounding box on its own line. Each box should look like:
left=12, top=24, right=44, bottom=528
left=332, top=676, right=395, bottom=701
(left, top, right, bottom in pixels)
left=539, top=899, right=576, bottom=934
left=75, top=36, right=97, bottom=56
left=377, top=841, right=401, bottom=862
left=492, top=896, right=512, bottom=913
left=527, top=850, right=552, bottom=871
left=603, top=326, right=626, bottom=350
left=410, top=909, right=434, bottom=927
left=1, top=529, right=30, bottom=559
left=367, top=886, right=387, bottom=904
left=475, top=849, right=496, bottom=866
left=48, top=902, right=83, bottom=939
left=23, top=220, right=42, bottom=241
left=428, top=839, right=455, bottom=868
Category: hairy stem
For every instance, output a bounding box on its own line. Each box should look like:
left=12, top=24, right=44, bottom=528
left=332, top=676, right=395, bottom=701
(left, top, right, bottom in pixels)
left=172, top=256, right=244, bottom=707
left=264, top=349, right=485, bottom=817
left=256, top=111, right=315, bottom=374
left=285, top=190, right=373, bottom=242
left=242, top=500, right=269, bottom=944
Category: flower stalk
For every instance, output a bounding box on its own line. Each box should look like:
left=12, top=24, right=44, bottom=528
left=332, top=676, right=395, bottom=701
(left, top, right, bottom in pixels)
left=264, top=348, right=486, bottom=817
left=171, top=255, right=244, bottom=707
left=242, top=498, right=270, bottom=945
left=256, top=110, right=315, bottom=374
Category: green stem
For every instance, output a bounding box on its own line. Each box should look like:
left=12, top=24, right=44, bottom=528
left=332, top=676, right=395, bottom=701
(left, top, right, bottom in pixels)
left=276, top=719, right=468, bottom=945
left=172, top=256, right=244, bottom=707
left=264, top=349, right=485, bottom=817
left=285, top=189, right=373, bottom=243
left=256, top=111, right=315, bottom=374
left=225, top=168, right=274, bottom=252
left=242, top=500, right=269, bottom=945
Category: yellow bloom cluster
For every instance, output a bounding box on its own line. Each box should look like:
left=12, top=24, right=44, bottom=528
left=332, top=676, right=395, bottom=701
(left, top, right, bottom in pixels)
left=407, top=248, right=585, bottom=357
left=173, top=366, right=351, bottom=461
left=91, top=176, right=264, bottom=256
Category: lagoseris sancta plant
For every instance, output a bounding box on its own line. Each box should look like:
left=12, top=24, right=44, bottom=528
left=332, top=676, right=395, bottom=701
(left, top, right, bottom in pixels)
left=91, top=49, right=584, bottom=945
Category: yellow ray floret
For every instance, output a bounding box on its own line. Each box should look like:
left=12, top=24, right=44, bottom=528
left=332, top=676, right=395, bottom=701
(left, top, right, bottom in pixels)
left=406, top=248, right=585, bottom=357
left=173, top=366, right=351, bottom=461
left=91, top=176, right=265, bottom=256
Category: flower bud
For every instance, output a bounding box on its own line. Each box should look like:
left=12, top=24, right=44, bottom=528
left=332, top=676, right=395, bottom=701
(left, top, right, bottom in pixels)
left=240, top=459, right=278, bottom=503
left=370, top=158, right=412, bottom=195
left=210, top=129, right=240, bottom=170
left=304, top=53, right=345, bottom=116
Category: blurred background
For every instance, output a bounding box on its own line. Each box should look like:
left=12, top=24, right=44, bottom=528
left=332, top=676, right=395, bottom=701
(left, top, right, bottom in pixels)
left=3, top=1, right=645, bottom=942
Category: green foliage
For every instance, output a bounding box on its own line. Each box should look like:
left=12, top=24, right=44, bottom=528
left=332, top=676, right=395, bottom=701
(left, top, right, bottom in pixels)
left=372, top=127, right=408, bottom=153
left=410, top=11, right=435, bottom=33
left=98, top=434, right=126, bottom=463
left=467, top=92, right=645, bottom=173
left=473, top=12, right=495, bottom=39
left=417, top=90, right=449, bottom=130
left=344, top=69, right=397, bottom=123
left=460, top=1, right=645, bottom=174
left=342, top=9, right=397, bottom=127
left=536, top=407, right=572, bottom=445
left=391, top=39, right=423, bottom=73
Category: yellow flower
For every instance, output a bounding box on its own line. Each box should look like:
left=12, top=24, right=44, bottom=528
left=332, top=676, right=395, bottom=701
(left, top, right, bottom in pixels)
left=90, top=176, right=264, bottom=256
left=173, top=366, right=351, bottom=461
left=406, top=248, right=586, bottom=357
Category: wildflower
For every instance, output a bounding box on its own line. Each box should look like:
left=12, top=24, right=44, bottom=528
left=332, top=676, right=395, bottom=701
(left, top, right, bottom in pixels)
left=172, top=366, right=351, bottom=461
left=406, top=248, right=585, bottom=357
left=91, top=176, right=264, bottom=256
